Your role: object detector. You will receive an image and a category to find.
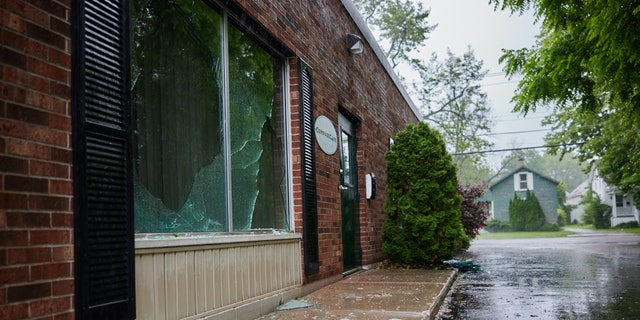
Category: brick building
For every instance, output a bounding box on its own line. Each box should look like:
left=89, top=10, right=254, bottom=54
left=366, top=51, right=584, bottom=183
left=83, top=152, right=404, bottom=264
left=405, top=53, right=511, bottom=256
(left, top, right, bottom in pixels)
left=1, top=0, right=420, bottom=319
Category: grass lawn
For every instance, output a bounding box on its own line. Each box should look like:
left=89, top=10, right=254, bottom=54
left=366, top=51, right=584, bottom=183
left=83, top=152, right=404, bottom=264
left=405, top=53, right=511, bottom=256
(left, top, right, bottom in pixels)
left=567, top=224, right=640, bottom=234
left=477, top=230, right=576, bottom=239
left=478, top=226, right=640, bottom=239
left=606, top=227, right=640, bottom=234
left=564, top=224, right=593, bottom=229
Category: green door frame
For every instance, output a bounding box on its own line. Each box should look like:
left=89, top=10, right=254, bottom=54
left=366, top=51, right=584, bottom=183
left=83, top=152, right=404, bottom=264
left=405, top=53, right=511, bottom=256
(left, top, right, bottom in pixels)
left=338, top=113, right=361, bottom=272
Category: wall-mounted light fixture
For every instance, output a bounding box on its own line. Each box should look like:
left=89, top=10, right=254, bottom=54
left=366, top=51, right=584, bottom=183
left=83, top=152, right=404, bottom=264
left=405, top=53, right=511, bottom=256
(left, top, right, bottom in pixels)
left=365, top=173, right=376, bottom=199
left=346, top=33, right=363, bottom=55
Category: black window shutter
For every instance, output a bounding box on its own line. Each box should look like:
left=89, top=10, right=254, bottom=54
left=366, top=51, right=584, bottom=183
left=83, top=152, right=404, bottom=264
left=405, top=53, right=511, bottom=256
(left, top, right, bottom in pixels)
left=299, top=61, right=320, bottom=275
left=72, top=0, right=135, bottom=319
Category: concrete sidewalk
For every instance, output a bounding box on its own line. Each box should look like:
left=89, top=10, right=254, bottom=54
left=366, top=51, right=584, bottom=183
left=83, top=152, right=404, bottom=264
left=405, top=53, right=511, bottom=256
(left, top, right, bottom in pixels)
left=256, top=268, right=457, bottom=320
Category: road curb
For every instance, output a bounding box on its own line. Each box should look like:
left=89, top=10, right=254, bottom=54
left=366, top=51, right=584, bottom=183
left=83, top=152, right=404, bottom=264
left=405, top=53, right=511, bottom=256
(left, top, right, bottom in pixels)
left=428, top=269, right=458, bottom=320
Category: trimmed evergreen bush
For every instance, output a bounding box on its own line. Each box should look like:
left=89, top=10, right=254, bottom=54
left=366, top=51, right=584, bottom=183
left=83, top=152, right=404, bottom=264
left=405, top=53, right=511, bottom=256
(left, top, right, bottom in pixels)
left=484, top=218, right=511, bottom=232
left=508, top=190, right=546, bottom=231
left=539, top=223, right=561, bottom=232
left=508, top=194, right=525, bottom=231
left=382, top=122, right=469, bottom=265
left=614, top=221, right=639, bottom=228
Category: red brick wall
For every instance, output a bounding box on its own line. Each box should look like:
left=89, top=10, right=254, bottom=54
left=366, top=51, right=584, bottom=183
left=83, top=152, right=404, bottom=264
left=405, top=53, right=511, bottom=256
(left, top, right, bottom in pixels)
left=0, top=0, right=420, bottom=315
left=1, top=0, right=74, bottom=319
left=239, top=0, right=420, bottom=282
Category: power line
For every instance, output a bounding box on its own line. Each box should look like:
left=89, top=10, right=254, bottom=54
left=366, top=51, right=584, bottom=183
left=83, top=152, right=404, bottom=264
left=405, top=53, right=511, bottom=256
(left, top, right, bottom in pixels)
left=452, top=143, right=583, bottom=156
left=490, top=111, right=548, bottom=117
left=479, top=128, right=549, bottom=136
left=490, top=115, right=548, bottom=121
left=484, top=71, right=506, bottom=77
left=482, top=80, right=519, bottom=87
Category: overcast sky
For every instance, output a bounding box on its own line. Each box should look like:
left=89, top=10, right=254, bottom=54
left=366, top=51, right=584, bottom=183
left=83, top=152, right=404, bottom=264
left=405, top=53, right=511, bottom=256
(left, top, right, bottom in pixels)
left=415, top=0, right=549, bottom=167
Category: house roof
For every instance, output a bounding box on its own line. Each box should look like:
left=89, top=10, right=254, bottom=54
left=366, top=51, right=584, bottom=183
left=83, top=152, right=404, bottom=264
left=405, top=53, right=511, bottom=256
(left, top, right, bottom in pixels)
left=567, top=168, right=596, bottom=200
left=567, top=178, right=591, bottom=200
left=489, top=165, right=560, bottom=190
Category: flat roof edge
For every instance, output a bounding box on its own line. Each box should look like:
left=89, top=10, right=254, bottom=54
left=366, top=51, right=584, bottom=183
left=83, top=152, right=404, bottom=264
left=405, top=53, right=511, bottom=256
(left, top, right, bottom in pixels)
left=341, top=0, right=422, bottom=120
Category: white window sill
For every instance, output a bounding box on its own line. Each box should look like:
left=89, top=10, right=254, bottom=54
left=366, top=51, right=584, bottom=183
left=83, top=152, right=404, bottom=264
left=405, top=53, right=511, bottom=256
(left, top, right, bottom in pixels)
left=135, top=230, right=301, bottom=249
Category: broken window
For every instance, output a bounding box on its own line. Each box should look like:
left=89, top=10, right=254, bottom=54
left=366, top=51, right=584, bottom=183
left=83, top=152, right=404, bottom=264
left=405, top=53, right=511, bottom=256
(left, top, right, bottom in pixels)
left=131, top=0, right=288, bottom=233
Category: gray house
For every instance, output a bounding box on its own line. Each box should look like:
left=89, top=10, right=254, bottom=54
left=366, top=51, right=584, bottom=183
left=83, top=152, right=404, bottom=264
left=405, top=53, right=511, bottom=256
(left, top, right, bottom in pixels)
left=488, top=162, right=559, bottom=224
left=568, top=167, right=639, bottom=226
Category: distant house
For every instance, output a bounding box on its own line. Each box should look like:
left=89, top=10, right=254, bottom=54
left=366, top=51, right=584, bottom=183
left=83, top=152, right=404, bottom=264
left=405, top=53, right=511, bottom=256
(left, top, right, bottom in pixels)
left=566, top=170, right=594, bottom=224
left=487, top=160, right=559, bottom=224
left=568, top=168, right=639, bottom=226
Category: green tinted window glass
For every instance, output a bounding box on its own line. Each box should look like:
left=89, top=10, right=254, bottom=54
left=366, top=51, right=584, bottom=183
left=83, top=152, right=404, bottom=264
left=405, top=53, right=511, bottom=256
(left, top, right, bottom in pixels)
left=131, top=0, right=287, bottom=233
left=228, top=23, right=287, bottom=231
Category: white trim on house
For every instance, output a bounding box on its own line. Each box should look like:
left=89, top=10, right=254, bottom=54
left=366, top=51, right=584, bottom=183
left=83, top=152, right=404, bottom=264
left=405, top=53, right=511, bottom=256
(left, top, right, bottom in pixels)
left=490, top=201, right=495, bottom=219
left=568, top=167, right=639, bottom=226
left=135, top=231, right=301, bottom=249
left=513, top=172, right=534, bottom=191
left=609, top=192, right=637, bottom=226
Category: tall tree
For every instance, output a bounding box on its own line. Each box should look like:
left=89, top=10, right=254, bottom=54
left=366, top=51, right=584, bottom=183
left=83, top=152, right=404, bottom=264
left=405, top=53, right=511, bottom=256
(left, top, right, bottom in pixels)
left=458, top=159, right=493, bottom=185
left=354, top=0, right=435, bottom=69
left=537, top=152, right=587, bottom=192
left=354, top=1, right=494, bottom=181
left=417, top=48, right=493, bottom=179
left=490, top=0, right=640, bottom=194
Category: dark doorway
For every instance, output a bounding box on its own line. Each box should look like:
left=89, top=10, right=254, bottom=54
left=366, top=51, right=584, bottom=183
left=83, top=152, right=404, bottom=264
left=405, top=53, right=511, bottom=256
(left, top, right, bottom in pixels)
left=338, top=113, right=361, bottom=272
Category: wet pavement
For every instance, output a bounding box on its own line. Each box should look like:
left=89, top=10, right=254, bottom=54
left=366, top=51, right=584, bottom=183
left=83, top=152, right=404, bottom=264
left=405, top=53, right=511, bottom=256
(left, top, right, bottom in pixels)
left=436, top=229, right=640, bottom=320
left=256, top=268, right=457, bottom=319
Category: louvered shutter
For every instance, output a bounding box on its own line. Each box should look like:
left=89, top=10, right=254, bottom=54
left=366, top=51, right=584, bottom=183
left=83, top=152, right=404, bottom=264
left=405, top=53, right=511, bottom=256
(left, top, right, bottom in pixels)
left=72, top=0, right=135, bottom=319
left=299, top=61, right=320, bottom=275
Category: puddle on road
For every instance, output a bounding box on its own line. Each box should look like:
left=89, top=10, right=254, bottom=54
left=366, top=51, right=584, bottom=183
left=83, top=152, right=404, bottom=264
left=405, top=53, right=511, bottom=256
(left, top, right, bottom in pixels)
left=436, top=240, right=640, bottom=320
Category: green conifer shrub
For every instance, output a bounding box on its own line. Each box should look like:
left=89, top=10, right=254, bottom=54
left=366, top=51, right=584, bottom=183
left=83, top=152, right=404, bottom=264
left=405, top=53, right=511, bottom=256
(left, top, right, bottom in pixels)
left=508, top=190, right=546, bottom=231
left=508, top=194, right=525, bottom=231
left=382, top=122, right=469, bottom=265
left=484, top=218, right=511, bottom=232
left=582, top=189, right=611, bottom=229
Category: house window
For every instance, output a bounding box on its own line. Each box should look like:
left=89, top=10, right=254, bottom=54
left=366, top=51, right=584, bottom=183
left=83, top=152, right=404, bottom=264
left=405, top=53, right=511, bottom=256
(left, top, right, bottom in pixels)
left=615, top=195, right=624, bottom=208
left=131, top=0, right=288, bottom=233
left=514, top=172, right=533, bottom=191
left=519, top=174, right=528, bottom=190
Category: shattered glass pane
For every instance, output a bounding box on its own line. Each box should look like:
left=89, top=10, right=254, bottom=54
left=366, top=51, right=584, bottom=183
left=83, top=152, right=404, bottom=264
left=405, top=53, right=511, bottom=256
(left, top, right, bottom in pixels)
left=131, top=0, right=226, bottom=232
left=228, top=22, right=286, bottom=231
left=134, top=155, right=226, bottom=232
left=131, top=0, right=287, bottom=233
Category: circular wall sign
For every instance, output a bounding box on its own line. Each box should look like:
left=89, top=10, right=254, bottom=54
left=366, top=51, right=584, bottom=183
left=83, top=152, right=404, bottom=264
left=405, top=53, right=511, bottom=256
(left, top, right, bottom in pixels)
left=314, top=115, right=338, bottom=155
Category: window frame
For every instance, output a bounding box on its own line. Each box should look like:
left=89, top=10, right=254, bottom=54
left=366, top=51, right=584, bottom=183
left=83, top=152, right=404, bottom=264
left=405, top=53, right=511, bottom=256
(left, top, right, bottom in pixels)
left=514, top=172, right=533, bottom=191
left=615, top=194, right=624, bottom=208
left=131, top=0, right=293, bottom=234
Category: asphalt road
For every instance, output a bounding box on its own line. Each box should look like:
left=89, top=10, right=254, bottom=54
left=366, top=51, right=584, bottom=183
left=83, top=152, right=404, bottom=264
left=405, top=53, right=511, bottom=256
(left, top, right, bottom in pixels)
left=436, top=229, right=640, bottom=320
